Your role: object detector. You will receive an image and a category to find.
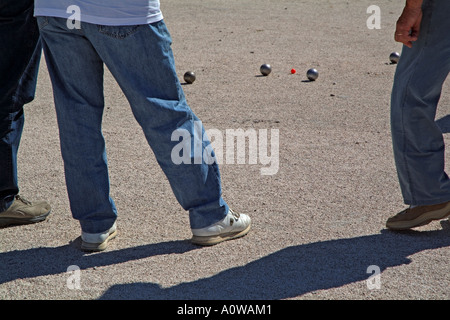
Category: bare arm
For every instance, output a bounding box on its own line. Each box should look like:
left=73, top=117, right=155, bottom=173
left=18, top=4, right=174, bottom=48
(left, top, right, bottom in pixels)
left=394, top=0, right=423, bottom=48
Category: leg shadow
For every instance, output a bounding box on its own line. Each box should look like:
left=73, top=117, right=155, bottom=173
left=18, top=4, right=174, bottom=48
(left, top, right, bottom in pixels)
left=99, top=228, right=450, bottom=299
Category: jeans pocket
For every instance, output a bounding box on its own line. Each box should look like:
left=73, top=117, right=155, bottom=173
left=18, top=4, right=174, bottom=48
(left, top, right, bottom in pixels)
left=97, top=25, right=142, bottom=39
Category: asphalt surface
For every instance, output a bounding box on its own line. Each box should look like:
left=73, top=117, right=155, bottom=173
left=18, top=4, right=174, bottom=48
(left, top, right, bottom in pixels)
left=1, top=0, right=449, bottom=300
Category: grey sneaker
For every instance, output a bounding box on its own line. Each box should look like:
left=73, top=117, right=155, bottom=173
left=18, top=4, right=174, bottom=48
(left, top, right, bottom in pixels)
left=81, top=223, right=117, bottom=252
left=0, top=195, right=51, bottom=227
left=191, top=209, right=251, bottom=246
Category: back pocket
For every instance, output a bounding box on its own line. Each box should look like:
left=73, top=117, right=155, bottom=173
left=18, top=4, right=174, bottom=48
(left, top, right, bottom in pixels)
left=97, top=25, right=141, bottom=39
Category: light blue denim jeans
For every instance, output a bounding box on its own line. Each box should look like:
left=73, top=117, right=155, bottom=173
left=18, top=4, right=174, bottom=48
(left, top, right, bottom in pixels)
left=37, top=17, right=228, bottom=233
left=391, top=0, right=450, bottom=206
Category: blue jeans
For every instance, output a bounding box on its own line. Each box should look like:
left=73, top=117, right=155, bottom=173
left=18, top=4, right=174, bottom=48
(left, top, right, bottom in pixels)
left=37, top=17, right=228, bottom=233
left=391, top=0, right=450, bottom=206
left=0, top=0, right=41, bottom=212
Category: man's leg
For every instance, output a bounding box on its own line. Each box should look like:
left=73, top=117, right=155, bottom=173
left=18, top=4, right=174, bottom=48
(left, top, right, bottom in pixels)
left=85, top=21, right=229, bottom=228
left=83, top=20, right=250, bottom=243
left=388, top=0, right=450, bottom=229
left=0, top=0, right=50, bottom=226
left=39, top=17, right=250, bottom=248
left=38, top=17, right=117, bottom=236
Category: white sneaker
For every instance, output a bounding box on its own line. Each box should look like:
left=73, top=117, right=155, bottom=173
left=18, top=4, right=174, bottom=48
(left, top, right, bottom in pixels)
left=81, top=223, right=117, bottom=252
left=191, top=209, right=251, bottom=245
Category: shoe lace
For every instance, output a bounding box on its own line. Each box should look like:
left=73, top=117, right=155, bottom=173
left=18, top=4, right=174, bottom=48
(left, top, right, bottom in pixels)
left=15, top=195, right=32, bottom=206
left=231, top=209, right=240, bottom=217
left=229, top=209, right=240, bottom=225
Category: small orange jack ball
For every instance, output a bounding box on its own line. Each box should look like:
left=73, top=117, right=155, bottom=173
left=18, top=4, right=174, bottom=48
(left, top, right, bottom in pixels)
left=291, top=68, right=296, bottom=74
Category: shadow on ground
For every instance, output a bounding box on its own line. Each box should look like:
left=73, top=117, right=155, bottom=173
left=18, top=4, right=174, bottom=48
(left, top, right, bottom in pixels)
left=436, top=115, right=450, bottom=133
left=2, top=222, right=449, bottom=299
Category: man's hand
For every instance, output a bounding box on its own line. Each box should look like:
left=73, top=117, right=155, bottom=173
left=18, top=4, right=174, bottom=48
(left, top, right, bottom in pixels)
left=395, top=1, right=423, bottom=48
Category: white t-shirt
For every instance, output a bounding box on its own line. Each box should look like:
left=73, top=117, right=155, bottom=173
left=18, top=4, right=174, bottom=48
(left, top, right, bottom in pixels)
left=34, top=0, right=163, bottom=26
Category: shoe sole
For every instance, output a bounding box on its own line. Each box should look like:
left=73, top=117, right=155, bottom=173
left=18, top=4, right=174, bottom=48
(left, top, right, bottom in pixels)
left=191, top=224, right=251, bottom=246
left=0, top=210, right=51, bottom=228
left=386, top=206, right=450, bottom=230
left=81, top=229, right=118, bottom=252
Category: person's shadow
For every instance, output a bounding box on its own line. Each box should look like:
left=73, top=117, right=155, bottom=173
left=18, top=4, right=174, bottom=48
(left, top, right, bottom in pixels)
left=98, top=226, right=450, bottom=299
left=2, top=222, right=449, bottom=299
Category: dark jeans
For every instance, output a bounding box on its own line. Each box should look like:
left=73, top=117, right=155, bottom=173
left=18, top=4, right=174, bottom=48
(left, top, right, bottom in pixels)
left=0, top=0, right=41, bottom=211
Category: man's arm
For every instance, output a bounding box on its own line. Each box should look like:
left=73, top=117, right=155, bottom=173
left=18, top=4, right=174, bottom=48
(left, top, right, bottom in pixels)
left=394, top=0, right=423, bottom=48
